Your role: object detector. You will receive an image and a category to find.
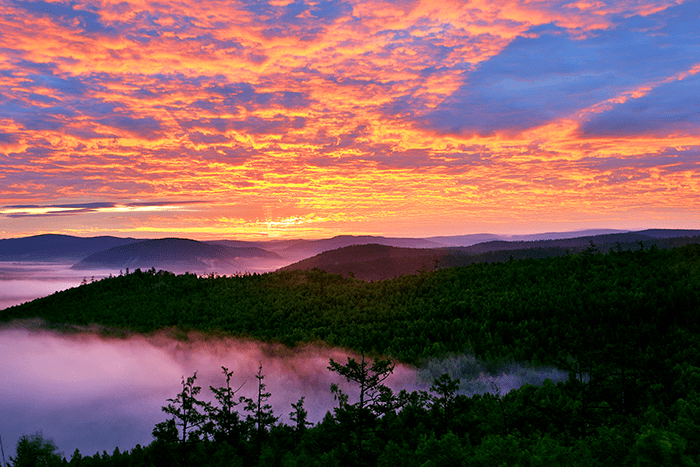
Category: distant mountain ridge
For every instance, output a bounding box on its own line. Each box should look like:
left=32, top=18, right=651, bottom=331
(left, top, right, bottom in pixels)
left=0, top=234, right=140, bottom=261
left=425, top=229, right=629, bottom=247
left=2, top=229, right=699, bottom=277
left=213, top=235, right=443, bottom=262
left=453, top=230, right=700, bottom=253
left=72, top=238, right=283, bottom=274
left=498, top=228, right=630, bottom=242
left=280, top=230, right=700, bottom=280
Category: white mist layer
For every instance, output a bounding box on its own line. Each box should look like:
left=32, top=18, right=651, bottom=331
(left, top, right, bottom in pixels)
left=0, top=263, right=114, bottom=309
left=0, top=326, right=567, bottom=459
left=0, top=327, right=418, bottom=457
left=418, top=353, right=569, bottom=395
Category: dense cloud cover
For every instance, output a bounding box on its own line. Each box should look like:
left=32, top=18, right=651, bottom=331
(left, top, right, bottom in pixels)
left=0, top=0, right=698, bottom=238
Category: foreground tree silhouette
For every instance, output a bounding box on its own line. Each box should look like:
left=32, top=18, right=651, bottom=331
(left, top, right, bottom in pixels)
left=155, top=372, right=209, bottom=445
left=290, top=396, right=312, bottom=439
left=10, top=432, right=63, bottom=467
left=328, top=353, right=396, bottom=466
left=207, top=366, right=247, bottom=447
left=244, top=362, right=278, bottom=458
left=430, top=373, right=461, bottom=436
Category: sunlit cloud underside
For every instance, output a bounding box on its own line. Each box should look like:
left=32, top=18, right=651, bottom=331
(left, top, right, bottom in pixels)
left=1, top=0, right=699, bottom=239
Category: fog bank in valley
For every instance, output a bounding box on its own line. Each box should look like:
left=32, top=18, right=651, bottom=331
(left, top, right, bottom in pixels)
left=0, top=325, right=568, bottom=459
left=0, top=263, right=113, bottom=310
left=0, top=326, right=420, bottom=457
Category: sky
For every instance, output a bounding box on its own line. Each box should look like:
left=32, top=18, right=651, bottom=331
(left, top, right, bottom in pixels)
left=1, top=0, right=699, bottom=240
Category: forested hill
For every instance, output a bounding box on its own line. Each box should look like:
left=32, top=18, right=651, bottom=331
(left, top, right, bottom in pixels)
left=278, top=244, right=445, bottom=280
left=276, top=243, right=575, bottom=281
left=278, top=234, right=700, bottom=281
left=5, top=243, right=700, bottom=466
left=3, top=243, right=699, bottom=367
left=71, top=238, right=282, bottom=273
left=0, top=234, right=140, bottom=261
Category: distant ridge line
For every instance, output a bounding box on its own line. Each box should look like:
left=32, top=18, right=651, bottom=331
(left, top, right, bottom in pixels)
left=2, top=229, right=699, bottom=270
left=278, top=231, right=700, bottom=281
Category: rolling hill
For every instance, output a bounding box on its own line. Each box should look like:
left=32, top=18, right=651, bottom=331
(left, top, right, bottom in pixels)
left=279, top=230, right=700, bottom=280
left=71, top=238, right=284, bottom=274
left=267, top=235, right=442, bottom=261
left=0, top=234, right=140, bottom=262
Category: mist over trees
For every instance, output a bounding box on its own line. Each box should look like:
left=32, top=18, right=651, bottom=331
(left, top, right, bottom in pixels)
left=3, top=242, right=700, bottom=465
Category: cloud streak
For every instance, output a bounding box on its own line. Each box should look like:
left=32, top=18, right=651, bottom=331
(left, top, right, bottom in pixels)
left=1, top=0, right=698, bottom=238
left=0, top=200, right=204, bottom=218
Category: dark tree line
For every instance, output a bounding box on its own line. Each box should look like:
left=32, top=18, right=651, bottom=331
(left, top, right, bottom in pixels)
left=4, top=243, right=699, bottom=367
left=11, top=354, right=700, bottom=466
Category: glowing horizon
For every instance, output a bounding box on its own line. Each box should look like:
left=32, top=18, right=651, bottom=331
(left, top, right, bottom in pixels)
left=1, top=0, right=699, bottom=240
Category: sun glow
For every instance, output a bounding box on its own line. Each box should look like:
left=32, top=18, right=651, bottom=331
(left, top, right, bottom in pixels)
left=1, top=0, right=698, bottom=239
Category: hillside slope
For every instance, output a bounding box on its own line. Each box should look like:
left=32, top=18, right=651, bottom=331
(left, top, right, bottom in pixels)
left=0, top=234, right=140, bottom=262
left=278, top=233, right=700, bottom=281
left=72, top=238, right=282, bottom=273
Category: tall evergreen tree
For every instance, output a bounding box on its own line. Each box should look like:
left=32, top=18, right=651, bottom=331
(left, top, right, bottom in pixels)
left=207, top=366, right=247, bottom=446
left=244, top=362, right=278, bottom=457
left=9, top=432, right=63, bottom=467
left=329, top=352, right=396, bottom=465
left=158, top=372, right=209, bottom=445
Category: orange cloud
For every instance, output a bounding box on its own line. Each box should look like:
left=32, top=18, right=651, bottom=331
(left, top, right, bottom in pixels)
left=0, top=0, right=698, bottom=239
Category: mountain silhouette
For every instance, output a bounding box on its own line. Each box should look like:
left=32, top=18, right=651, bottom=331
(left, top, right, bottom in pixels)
left=0, top=234, right=140, bottom=261
left=279, top=230, right=700, bottom=280
left=72, top=238, right=282, bottom=273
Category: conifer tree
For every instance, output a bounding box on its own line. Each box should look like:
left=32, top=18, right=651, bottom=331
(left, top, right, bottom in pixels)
left=207, top=366, right=247, bottom=445
left=158, top=372, right=210, bottom=445
left=9, top=432, right=63, bottom=467
left=244, top=362, right=278, bottom=456
left=329, top=352, right=396, bottom=465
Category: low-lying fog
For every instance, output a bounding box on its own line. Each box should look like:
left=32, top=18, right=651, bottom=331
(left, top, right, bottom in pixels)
left=0, top=262, right=115, bottom=310
left=0, top=325, right=568, bottom=459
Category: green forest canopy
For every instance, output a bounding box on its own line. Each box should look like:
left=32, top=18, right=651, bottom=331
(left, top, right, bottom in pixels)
left=4, top=243, right=700, bottom=466
left=3, top=242, right=699, bottom=366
